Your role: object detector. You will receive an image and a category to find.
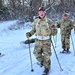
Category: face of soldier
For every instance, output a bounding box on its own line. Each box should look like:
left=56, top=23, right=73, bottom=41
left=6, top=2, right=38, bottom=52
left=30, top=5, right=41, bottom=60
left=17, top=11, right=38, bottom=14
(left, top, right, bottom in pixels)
left=63, top=16, right=68, bottom=20
left=38, top=11, right=45, bottom=18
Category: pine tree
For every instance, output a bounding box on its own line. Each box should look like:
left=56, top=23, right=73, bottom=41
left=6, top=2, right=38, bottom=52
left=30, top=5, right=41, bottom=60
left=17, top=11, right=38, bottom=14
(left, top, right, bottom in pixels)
left=0, top=0, right=3, bottom=9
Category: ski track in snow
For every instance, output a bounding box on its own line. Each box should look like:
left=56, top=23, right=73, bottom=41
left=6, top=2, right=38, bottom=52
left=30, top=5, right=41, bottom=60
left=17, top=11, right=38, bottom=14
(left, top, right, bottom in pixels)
left=0, top=21, right=75, bottom=75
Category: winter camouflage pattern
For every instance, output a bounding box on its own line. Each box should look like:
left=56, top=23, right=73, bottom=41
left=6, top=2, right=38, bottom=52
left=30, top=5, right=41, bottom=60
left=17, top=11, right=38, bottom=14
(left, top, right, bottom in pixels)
left=29, top=17, right=57, bottom=36
left=57, top=19, right=73, bottom=50
left=61, top=34, right=70, bottom=50
left=26, top=17, right=57, bottom=70
left=33, top=39, right=51, bottom=69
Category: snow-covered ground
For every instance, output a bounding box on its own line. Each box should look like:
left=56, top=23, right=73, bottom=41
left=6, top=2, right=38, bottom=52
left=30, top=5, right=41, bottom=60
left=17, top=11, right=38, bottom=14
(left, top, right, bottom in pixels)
left=0, top=20, right=75, bottom=75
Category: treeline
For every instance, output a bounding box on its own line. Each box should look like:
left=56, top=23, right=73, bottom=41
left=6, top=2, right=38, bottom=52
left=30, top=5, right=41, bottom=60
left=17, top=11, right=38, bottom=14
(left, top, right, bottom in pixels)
left=0, top=0, right=75, bottom=21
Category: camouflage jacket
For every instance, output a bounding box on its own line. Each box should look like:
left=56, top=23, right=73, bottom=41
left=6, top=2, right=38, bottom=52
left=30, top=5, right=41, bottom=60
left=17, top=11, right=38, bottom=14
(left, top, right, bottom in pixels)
left=29, top=17, right=57, bottom=37
left=57, top=19, right=73, bottom=35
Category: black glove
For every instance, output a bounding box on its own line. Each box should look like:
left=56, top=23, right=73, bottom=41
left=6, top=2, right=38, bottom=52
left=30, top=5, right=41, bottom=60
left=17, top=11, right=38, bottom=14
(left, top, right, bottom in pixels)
left=66, top=26, right=71, bottom=31
left=26, top=32, right=31, bottom=38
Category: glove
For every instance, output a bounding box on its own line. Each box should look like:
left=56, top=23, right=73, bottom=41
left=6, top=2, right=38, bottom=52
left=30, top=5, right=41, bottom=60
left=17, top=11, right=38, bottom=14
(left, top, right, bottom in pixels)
left=26, top=32, right=31, bottom=38
left=66, top=26, right=71, bottom=31
left=51, top=29, right=57, bottom=36
left=56, top=22, right=60, bottom=28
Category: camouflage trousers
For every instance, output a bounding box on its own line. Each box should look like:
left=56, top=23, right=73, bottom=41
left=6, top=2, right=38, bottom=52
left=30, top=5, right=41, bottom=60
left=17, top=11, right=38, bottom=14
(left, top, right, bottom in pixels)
left=33, top=39, right=51, bottom=70
left=61, top=34, right=70, bottom=50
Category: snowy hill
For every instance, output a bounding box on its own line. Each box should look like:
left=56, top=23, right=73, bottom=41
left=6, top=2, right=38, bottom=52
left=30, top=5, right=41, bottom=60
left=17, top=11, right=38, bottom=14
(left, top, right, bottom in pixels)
left=0, top=20, right=75, bottom=75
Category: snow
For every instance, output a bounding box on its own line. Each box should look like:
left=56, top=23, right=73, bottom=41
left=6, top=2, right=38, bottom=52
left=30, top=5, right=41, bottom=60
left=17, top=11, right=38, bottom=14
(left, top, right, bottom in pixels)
left=0, top=20, right=75, bottom=75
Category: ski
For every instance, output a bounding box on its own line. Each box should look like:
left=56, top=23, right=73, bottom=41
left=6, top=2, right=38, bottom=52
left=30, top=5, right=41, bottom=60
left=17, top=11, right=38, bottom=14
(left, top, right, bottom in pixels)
left=20, top=38, right=35, bottom=47
left=20, top=41, right=29, bottom=48
left=37, top=62, right=43, bottom=67
left=60, top=51, right=71, bottom=54
left=42, top=71, right=49, bottom=75
left=42, top=69, right=49, bottom=75
left=20, top=41, right=35, bottom=48
left=20, top=38, right=35, bottom=45
left=42, top=73, right=48, bottom=75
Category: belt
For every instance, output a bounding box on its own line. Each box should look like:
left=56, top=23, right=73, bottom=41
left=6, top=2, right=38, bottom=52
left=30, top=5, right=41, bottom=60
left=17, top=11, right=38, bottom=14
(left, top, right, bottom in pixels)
left=36, top=36, right=50, bottom=40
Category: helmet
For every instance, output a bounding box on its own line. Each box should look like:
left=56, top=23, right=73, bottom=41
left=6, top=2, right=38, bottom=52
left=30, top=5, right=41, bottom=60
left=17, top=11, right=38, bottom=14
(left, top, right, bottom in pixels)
left=63, top=13, right=68, bottom=16
left=63, top=12, right=70, bottom=17
left=39, top=7, right=45, bottom=11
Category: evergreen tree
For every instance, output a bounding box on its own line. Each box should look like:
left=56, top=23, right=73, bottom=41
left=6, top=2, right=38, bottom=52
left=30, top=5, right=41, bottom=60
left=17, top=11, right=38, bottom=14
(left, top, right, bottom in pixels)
left=0, top=0, right=3, bottom=9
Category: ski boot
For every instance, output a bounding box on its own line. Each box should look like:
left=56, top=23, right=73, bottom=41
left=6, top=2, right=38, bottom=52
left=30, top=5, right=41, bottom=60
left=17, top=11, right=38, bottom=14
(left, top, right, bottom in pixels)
left=42, top=68, right=49, bottom=75
left=61, top=49, right=66, bottom=53
left=66, top=48, right=71, bottom=53
left=40, top=61, right=44, bottom=67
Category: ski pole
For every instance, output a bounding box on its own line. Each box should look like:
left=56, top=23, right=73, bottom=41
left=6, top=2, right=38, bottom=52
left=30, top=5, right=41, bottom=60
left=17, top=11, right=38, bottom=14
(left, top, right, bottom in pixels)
left=71, top=34, right=75, bottom=56
left=53, top=36, right=56, bottom=47
left=55, top=33, right=57, bottom=48
left=50, top=36, right=63, bottom=71
left=28, top=38, right=34, bottom=72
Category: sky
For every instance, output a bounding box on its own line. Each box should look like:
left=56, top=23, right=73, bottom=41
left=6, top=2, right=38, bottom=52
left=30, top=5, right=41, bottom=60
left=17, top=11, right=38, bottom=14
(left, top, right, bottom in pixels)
left=0, top=20, right=75, bottom=75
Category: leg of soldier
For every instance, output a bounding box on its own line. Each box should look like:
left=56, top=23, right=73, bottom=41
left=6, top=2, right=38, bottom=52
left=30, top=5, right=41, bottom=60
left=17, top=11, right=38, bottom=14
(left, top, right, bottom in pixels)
left=33, top=40, right=43, bottom=63
left=65, top=34, right=70, bottom=52
left=42, top=39, right=51, bottom=71
left=61, top=34, right=66, bottom=50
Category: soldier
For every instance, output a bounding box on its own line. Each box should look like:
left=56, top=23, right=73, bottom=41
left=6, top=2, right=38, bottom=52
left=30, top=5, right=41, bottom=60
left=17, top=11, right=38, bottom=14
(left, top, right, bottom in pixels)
left=26, top=7, right=57, bottom=75
left=56, top=13, right=73, bottom=53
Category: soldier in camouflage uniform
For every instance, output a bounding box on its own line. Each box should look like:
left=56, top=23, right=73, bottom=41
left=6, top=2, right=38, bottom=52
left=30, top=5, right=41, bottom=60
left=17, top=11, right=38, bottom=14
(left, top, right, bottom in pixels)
left=26, top=7, right=57, bottom=74
left=56, top=13, right=73, bottom=53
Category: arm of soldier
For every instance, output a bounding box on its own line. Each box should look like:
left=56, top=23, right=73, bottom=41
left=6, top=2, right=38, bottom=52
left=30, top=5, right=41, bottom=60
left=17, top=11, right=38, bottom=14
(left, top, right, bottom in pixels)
left=51, top=25, right=57, bottom=36
left=66, top=20, right=73, bottom=31
left=26, top=21, right=36, bottom=38
left=48, top=19, right=57, bottom=36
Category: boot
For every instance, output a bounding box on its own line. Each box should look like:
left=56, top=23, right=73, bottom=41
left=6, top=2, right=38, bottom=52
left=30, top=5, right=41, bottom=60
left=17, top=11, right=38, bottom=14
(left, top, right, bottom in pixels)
left=0, top=53, right=1, bottom=55
left=67, top=49, right=69, bottom=53
left=61, top=49, right=66, bottom=53
left=66, top=48, right=70, bottom=53
left=40, top=61, right=44, bottom=67
left=42, top=68, right=49, bottom=75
